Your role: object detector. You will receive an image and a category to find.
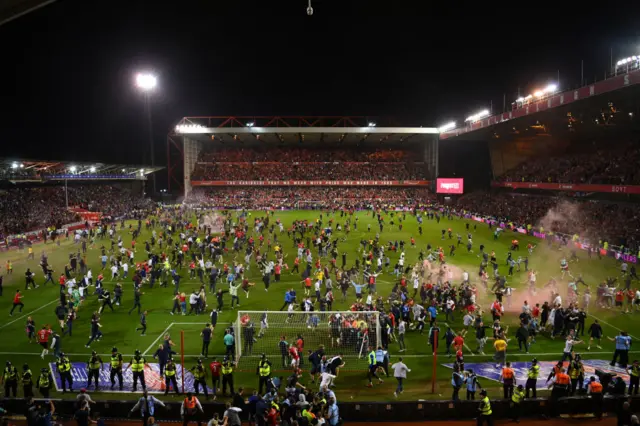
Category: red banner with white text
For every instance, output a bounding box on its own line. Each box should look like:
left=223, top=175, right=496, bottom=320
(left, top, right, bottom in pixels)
left=191, top=180, right=430, bottom=187
left=492, top=181, right=640, bottom=194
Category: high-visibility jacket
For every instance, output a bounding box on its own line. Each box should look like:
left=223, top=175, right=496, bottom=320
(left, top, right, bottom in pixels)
left=193, top=366, right=205, bottom=379
left=57, top=359, right=71, bottom=373
left=512, top=389, right=525, bottom=403
left=131, top=357, right=145, bottom=372
left=589, top=382, right=603, bottom=393
left=502, top=367, right=514, bottom=380
left=22, top=369, right=32, bottom=385
left=555, top=373, right=570, bottom=386
left=569, top=362, right=583, bottom=379
left=368, top=351, right=376, bottom=366
left=3, top=366, right=17, bottom=381
left=166, top=363, right=176, bottom=377
left=38, top=374, right=50, bottom=388
left=222, top=362, right=233, bottom=375
left=259, top=361, right=271, bottom=377
left=184, top=397, right=196, bottom=410
left=480, top=397, right=492, bottom=415
left=111, top=354, right=123, bottom=369
left=88, top=356, right=102, bottom=370
left=528, top=364, right=540, bottom=379
left=630, top=365, right=640, bottom=377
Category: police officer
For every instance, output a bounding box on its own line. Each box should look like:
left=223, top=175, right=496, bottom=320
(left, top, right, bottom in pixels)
left=127, top=349, right=148, bottom=392
left=191, top=358, right=209, bottom=399
left=56, top=353, right=73, bottom=393
left=510, top=384, right=525, bottom=422
left=627, top=359, right=640, bottom=395
left=477, top=389, right=493, bottom=426
left=22, top=363, right=33, bottom=398
left=568, top=354, right=585, bottom=396
left=87, top=350, right=103, bottom=390
left=525, top=358, right=540, bottom=398
left=221, top=355, right=235, bottom=396
left=164, top=357, right=180, bottom=395
left=37, top=367, right=52, bottom=398
left=257, top=353, right=272, bottom=395
left=110, top=346, right=124, bottom=390
left=2, top=361, right=18, bottom=397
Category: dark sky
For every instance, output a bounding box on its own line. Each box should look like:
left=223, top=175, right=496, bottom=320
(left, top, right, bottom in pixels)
left=1, top=0, right=639, bottom=171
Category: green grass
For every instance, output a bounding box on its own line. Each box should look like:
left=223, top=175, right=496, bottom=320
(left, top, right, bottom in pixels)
left=0, top=209, right=638, bottom=402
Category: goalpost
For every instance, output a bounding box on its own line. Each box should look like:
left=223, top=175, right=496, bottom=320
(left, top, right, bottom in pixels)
left=234, top=310, right=381, bottom=370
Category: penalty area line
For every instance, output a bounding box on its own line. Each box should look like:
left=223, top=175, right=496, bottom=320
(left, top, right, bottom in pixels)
left=142, top=322, right=175, bottom=356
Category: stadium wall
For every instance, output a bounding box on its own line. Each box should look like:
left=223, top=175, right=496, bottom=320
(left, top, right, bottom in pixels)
left=1, top=396, right=637, bottom=422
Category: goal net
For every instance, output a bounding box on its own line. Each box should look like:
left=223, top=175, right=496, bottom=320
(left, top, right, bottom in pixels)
left=234, top=310, right=381, bottom=371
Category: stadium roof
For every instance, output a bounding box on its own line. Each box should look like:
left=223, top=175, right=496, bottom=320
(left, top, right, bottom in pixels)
left=170, top=116, right=439, bottom=146
left=0, top=0, right=56, bottom=26
left=0, top=159, right=163, bottom=182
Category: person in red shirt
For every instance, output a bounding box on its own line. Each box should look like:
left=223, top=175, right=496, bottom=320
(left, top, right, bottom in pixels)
left=58, top=274, right=66, bottom=289
left=209, top=357, right=222, bottom=398
left=274, top=264, right=282, bottom=282
left=289, top=344, right=300, bottom=369
left=615, top=290, right=625, bottom=309
left=37, top=325, right=52, bottom=358
left=10, top=289, right=24, bottom=316
left=453, top=334, right=465, bottom=353
left=291, top=257, right=300, bottom=274
left=302, top=277, right=312, bottom=296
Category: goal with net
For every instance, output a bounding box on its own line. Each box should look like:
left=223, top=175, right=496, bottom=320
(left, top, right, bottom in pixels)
left=234, top=310, right=381, bottom=371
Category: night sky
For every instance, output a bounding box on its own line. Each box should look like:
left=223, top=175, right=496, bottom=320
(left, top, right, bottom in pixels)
left=1, top=0, right=639, bottom=180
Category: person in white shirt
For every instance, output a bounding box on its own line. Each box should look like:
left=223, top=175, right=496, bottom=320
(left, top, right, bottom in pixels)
left=122, top=262, right=129, bottom=278
left=111, top=264, right=119, bottom=279
left=462, top=271, right=469, bottom=284
left=398, top=320, right=406, bottom=352
left=319, top=372, right=336, bottom=390
left=562, top=335, right=582, bottom=361
left=391, top=357, right=411, bottom=397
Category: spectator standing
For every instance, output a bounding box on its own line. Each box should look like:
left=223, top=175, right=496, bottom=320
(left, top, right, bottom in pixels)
left=130, top=390, right=166, bottom=426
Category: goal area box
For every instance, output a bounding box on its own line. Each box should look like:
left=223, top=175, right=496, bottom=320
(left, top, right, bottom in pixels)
left=234, top=311, right=382, bottom=371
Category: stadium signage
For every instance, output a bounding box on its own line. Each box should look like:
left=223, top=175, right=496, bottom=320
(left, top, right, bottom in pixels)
left=436, top=178, right=464, bottom=194
left=492, top=181, right=640, bottom=194
left=191, top=180, right=430, bottom=186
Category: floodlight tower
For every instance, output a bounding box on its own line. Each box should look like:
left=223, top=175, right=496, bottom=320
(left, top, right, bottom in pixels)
left=135, top=72, right=157, bottom=194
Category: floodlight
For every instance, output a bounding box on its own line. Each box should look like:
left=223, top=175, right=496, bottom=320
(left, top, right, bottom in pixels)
left=438, top=121, right=456, bottom=133
left=465, top=109, right=490, bottom=122
left=516, top=97, right=525, bottom=103
left=122, top=169, right=125, bottom=172
left=69, top=166, right=77, bottom=172
left=136, top=73, right=157, bottom=91
left=368, top=122, right=376, bottom=127
left=11, top=162, right=17, bottom=169
left=19, top=164, right=24, bottom=168
left=534, top=91, right=544, bottom=97
left=545, top=84, right=557, bottom=93
left=175, top=124, right=206, bottom=133
left=246, top=122, right=255, bottom=127
left=90, top=166, right=96, bottom=172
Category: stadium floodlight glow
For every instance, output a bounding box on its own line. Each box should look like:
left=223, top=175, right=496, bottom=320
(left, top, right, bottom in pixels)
left=464, top=109, right=490, bottom=122
left=19, top=164, right=24, bottom=168
left=175, top=124, right=206, bottom=133
left=69, top=166, right=77, bottom=172
left=246, top=122, right=255, bottom=127
left=544, top=83, right=558, bottom=93
left=515, top=97, right=525, bottom=103
left=368, top=122, right=376, bottom=127
left=534, top=90, right=544, bottom=97
left=438, top=121, right=456, bottom=133
left=135, top=73, right=157, bottom=91
left=122, top=169, right=125, bottom=172
left=617, top=55, right=640, bottom=67
left=89, top=166, right=96, bottom=172
left=11, top=162, right=18, bottom=169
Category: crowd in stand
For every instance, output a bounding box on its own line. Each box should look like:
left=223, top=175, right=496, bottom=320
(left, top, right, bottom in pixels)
left=191, top=148, right=426, bottom=181
left=0, top=185, right=154, bottom=237
left=187, top=187, right=432, bottom=210
left=456, top=191, right=640, bottom=251
left=192, top=163, right=425, bottom=181
left=497, top=141, right=640, bottom=185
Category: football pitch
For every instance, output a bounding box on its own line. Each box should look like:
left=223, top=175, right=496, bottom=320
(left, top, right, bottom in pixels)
left=0, top=209, right=638, bottom=401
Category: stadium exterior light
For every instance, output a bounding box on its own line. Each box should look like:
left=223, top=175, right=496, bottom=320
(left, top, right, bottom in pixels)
left=515, top=97, right=525, bottom=103
left=69, top=166, right=77, bottom=172
left=11, top=162, right=18, bottom=169
left=438, top=121, right=456, bottom=133
left=545, top=83, right=558, bottom=93
left=136, top=73, right=157, bottom=91
left=90, top=166, right=96, bottom=172
left=368, top=122, right=376, bottom=127
left=246, top=122, right=255, bottom=127
left=533, top=90, right=544, bottom=97
left=19, top=164, right=24, bottom=168
left=464, top=109, right=490, bottom=123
